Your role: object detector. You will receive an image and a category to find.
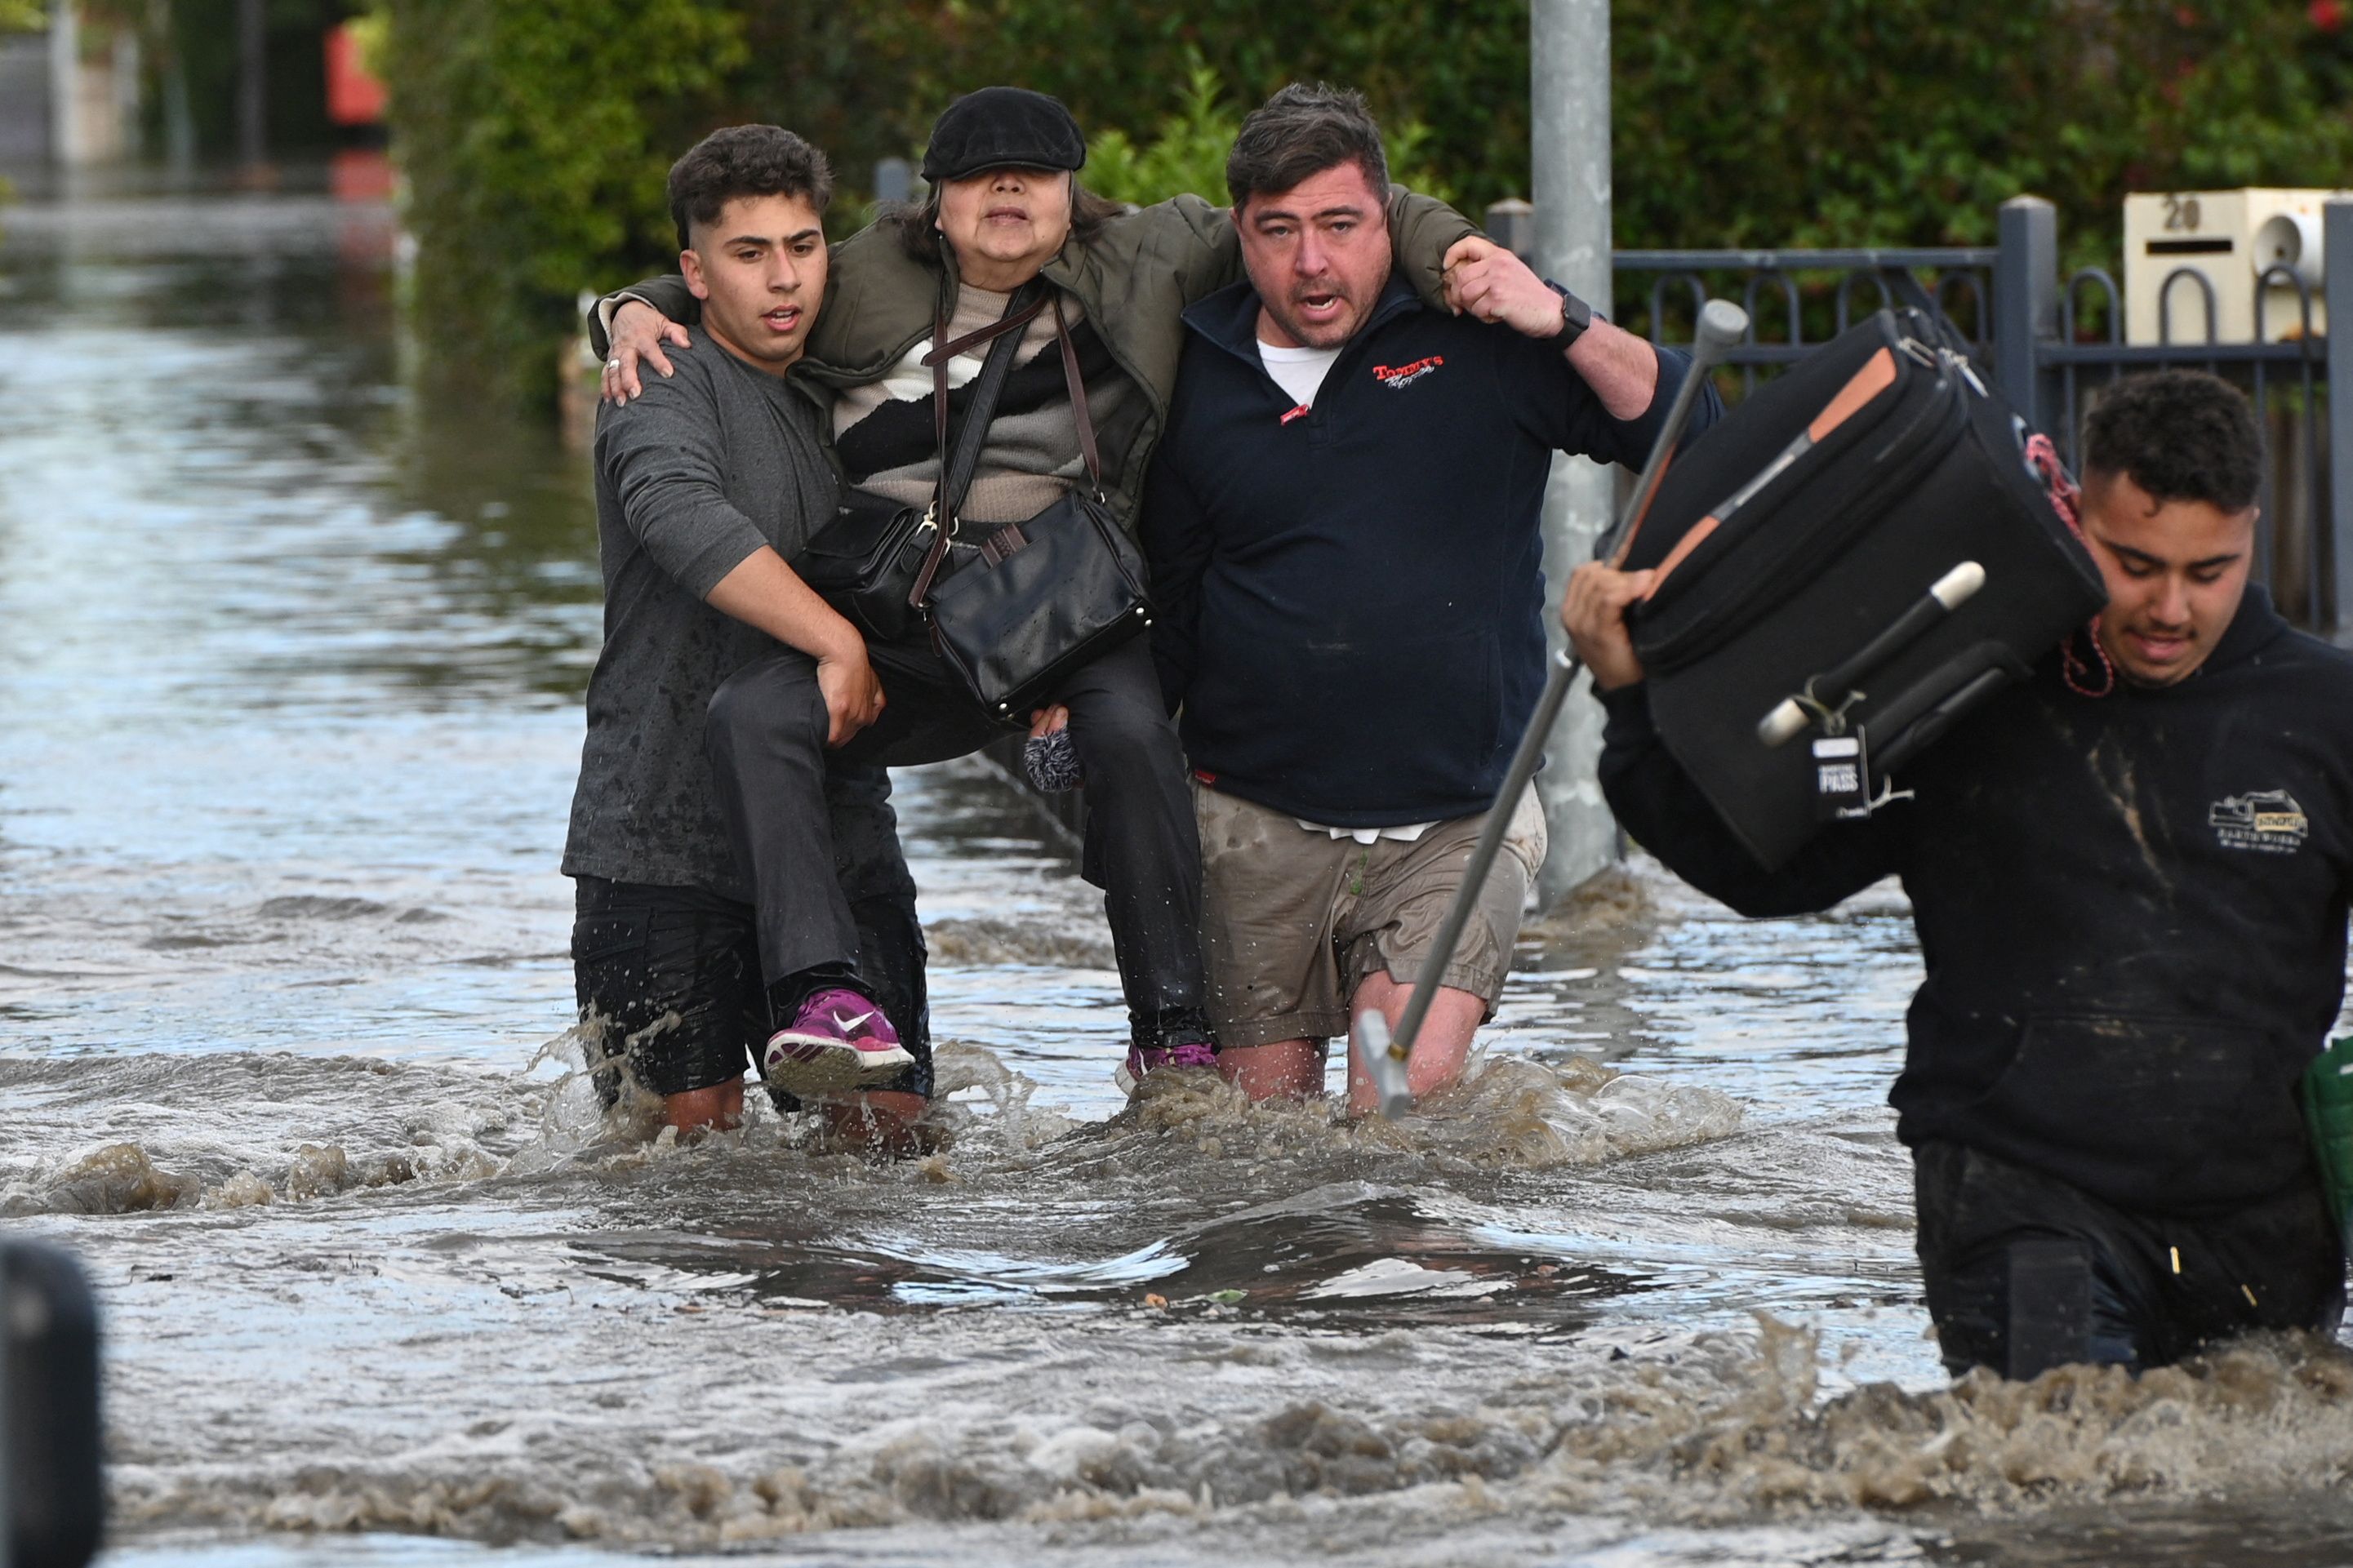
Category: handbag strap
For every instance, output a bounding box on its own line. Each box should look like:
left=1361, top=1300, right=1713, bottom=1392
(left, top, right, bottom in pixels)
left=1049, top=294, right=1104, bottom=495
left=934, top=282, right=1048, bottom=522
left=910, top=282, right=1045, bottom=608
left=925, top=291, right=1049, bottom=367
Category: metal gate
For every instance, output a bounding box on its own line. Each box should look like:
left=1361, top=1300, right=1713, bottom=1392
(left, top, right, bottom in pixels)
left=1573, top=196, right=2353, bottom=636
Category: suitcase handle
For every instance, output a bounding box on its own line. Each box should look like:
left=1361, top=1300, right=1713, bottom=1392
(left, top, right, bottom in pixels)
left=1871, top=659, right=2016, bottom=776
left=1758, top=560, right=1986, bottom=746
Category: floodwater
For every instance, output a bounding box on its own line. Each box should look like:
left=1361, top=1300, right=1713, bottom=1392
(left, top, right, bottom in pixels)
left=3, top=190, right=2351, bottom=1568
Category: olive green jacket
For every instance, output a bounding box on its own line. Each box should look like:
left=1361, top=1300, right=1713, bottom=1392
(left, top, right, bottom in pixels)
left=591, top=190, right=1479, bottom=536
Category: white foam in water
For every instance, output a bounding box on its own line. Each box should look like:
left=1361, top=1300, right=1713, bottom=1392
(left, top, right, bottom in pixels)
left=93, top=1313, right=2353, bottom=1555
left=1302, top=1257, right=1511, bottom=1299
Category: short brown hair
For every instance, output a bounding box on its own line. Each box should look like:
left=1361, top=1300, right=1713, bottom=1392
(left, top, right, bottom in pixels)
left=1225, top=82, right=1390, bottom=210
left=667, top=124, right=833, bottom=250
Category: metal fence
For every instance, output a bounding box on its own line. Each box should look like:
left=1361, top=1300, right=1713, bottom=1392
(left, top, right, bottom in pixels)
left=1569, top=195, right=2353, bottom=636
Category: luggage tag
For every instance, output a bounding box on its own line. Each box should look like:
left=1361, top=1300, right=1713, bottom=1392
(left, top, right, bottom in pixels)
left=1812, top=733, right=1871, bottom=820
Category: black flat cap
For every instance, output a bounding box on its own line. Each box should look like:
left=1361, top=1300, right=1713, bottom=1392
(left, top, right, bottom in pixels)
left=920, top=87, right=1086, bottom=184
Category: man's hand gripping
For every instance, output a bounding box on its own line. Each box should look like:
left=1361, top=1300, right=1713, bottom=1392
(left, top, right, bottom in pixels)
left=1440, top=234, right=1661, bottom=420
left=814, top=635, right=886, bottom=748
left=1561, top=563, right=1656, bottom=693
left=1440, top=234, right=1572, bottom=337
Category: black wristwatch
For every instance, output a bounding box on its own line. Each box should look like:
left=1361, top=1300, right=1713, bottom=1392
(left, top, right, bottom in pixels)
left=1543, top=279, right=1594, bottom=349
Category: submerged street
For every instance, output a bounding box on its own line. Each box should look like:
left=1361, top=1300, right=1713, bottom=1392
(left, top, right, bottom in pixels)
left=5, top=190, right=2353, bottom=1567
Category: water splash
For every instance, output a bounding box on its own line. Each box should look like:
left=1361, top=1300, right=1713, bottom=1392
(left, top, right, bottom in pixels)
left=1119, top=1052, right=1741, bottom=1173
left=1534, top=1318, right=2353, bottom=1518
left=100, top=1319, right=2353, bottom=1551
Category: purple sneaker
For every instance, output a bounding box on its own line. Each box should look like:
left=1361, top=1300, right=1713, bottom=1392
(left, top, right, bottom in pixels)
left=1114, top=1037, right=1218, bottom=1099
left=763, top=987, right=913, bottom=1095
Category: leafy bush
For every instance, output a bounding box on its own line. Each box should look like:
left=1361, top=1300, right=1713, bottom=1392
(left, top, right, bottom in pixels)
left=1083, top=55, right=1451, bottom=211
left=1614, top=0, right=2353, bottom=268
left=378, top=0, right=2353, bottom=408
left=864, top=1, right=1497, bottom=209
left=1083, top=60, right=1239, bottom=210
left=376, top=0, right=744, bottom=404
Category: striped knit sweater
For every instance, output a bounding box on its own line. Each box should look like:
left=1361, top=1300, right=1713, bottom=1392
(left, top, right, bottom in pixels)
left=830, top=283, right=1132, bottom=526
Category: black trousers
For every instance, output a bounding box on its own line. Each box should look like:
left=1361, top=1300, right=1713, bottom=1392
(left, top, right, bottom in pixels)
left=1913, top=1140, right=2345, bottom=1379
left=572, top=876, right=767, bottom=1100
left=569, top=763, right=932, bottom=1101
left=703, top=629, right=1205, bottom=1045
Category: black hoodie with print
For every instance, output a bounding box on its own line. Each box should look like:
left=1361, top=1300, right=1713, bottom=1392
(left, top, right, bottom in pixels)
left=1599, top=586, right=2353, bottom=1216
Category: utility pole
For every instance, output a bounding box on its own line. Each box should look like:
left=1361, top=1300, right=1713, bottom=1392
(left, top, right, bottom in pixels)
left=1529, top=0, right=1616, bottom=904
left=156, top=0, right=195, bottom=173
left=47, top=0, right=79, bottom=170
left=236, top=0, right=266, bottom=176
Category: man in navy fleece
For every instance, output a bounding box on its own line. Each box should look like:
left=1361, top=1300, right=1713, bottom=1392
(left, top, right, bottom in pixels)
left=1141, top=82, right=1720, bottom=1114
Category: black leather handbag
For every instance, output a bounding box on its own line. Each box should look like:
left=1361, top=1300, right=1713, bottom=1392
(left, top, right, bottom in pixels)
left=794, top=488, right=938, bottom=643
left=913, top=295, right=1154, bottom=720
left=796, top=287, right=1047, bottom=642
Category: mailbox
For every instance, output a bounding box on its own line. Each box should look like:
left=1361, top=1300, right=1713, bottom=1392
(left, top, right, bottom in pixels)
left=2123, top=188, right=2347, bottom=346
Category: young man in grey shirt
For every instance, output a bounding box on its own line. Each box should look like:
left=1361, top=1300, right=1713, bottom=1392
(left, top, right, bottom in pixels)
left=565, top=125, right=920, bottom=1141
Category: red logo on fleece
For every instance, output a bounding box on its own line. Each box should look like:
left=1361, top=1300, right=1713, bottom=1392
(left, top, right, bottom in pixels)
left=1372, top=355, right=1443, bottom=390
left=1279, top=404, right=1310, bottom=425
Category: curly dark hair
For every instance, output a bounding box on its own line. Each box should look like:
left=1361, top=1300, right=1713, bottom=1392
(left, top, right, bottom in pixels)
left=667, top=124, right=834, bottom=251
left=1225, top=82, right=1390, bottom=210
left=2081, top=371, right=2263, bottom=512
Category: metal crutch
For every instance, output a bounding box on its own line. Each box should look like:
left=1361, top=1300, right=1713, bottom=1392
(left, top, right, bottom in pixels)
left=1351, top=298, right=1750, bottom=1118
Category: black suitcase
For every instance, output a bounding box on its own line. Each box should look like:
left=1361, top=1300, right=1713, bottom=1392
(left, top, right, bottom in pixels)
left=1619, top=308, right=2107, bottom=869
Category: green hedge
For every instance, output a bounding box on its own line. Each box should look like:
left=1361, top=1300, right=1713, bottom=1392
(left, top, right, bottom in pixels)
left=380, top=2, right=2353, bottom=407
left=377, top=0, right=744, bottom=405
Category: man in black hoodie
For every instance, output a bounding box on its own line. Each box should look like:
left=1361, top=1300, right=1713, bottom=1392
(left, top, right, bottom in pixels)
left=1564, top=371, right=2350, bottom=1377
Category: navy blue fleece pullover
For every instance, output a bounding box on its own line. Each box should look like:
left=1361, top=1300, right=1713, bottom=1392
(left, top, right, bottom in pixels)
left=1143, top=269, right=1719, bottom=827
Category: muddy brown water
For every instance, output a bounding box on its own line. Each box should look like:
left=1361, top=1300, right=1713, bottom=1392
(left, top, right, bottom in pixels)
left=3, top=190, right=2351, bottom=1567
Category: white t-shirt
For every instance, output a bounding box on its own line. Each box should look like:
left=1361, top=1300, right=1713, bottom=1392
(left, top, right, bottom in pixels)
left=1293, top=817, right=1435, bottom=845
left=1257, top=339, right=1345, bottom=409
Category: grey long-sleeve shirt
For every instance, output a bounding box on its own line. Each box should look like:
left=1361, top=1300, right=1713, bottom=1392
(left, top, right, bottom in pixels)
left=563, top=334, right=838, bottom=895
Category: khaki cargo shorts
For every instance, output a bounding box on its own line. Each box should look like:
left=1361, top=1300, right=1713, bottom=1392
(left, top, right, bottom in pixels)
left=1192, top=781, right=1546, bottom=1050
